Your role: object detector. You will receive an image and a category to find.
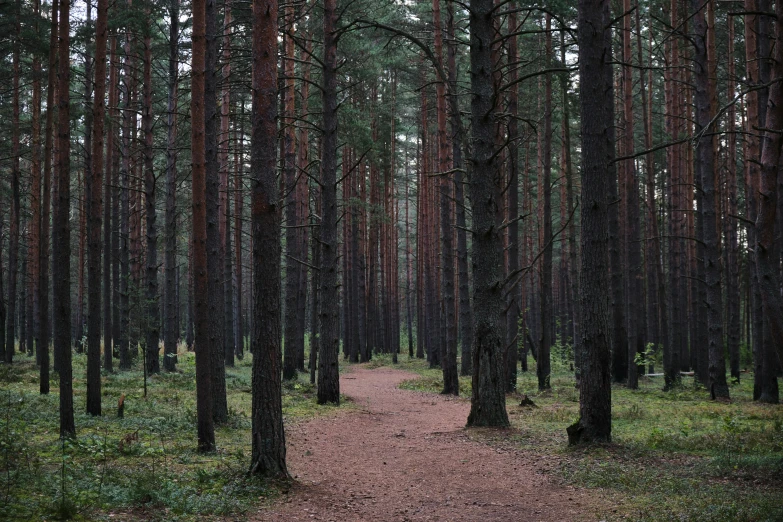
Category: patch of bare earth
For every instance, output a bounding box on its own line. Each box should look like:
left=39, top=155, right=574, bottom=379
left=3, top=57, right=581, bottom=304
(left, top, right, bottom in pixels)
left=258, top=366, right=597, bottom=521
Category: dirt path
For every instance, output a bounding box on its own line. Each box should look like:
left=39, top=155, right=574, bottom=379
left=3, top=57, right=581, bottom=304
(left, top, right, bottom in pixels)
left=259, top=366, right=595, bottom=521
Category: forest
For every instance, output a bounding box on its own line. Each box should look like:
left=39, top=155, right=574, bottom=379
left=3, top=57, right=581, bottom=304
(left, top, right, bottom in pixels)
left=1, top=0, right=782, bottom=519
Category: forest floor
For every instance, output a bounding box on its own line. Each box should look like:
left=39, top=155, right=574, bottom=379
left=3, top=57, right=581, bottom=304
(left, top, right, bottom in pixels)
left=1, top=348, right=782, bottom=521
left=260, top=365, right=598, bottom=522
left=261, top=356, right=783, bottom=522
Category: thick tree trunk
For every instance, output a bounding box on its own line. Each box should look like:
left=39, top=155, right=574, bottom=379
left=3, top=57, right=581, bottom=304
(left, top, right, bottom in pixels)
left=465, top=0, right=509, bottom=428
left=756, top=0, right=783, bottom=388
left=692, top=0, right=729, bottom=399
left=317, top=0, right=341, bottom=405
left=55, top=0, right=75, bottom=437
left=568, top=0, right=613, bottom=445
left=191, top=0, right=216, bottom=452
left=249, top=0, right=288, bottom=478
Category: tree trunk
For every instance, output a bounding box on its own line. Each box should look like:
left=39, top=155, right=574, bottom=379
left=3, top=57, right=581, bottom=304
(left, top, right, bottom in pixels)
left=0, top=218, right=4, bottom=371
left=119, top=13, right=133, bottom=370
left=129, top=85, right=141, bottom=359
left=222, top=0, right=235, bottom=368
left=538, top=14, right=553, bottom=391
left=164, top=0, right=179, bottom=372
left=504, top=7, right=520, bottom=393
left=745, top=2, right=765, bottom=400
left=298, top=38, right=313, bottom=374
left=309, top=164, right=321, bottom=383
left=465, top=0, right=510, bottom=428
left=433, top=0, right=458, bottom=395
left=206, top=0, right=227, bottom=424
left=55, top=0, right=75, bottom=437
left=665, top=0, right=682, bottom=389
left=726, top=15, right=741, bottom=383
left=691, top=0, right=729, bottom=399
left=76, top=172, right=86, bottom=351
left=283, top=0, right=299, bottom=380
left=109, top=34, right=120, bottom=369
left=755, top=0, right=783, bottom=387
left=568, top=0, right=613, bottom=445
left=5, top=2, right=21, bottom=363
left=39, top=0, right=58, bottom=394
left=405, top=159, right=414, bottom=358
left=29, top=0, right=42, bottom=361
left=235, top=101, right=245, bottom=360
left=191, top=0, right=216, bottom=452
left=143, top=29, right=160, bottom=375
left=87, top=0, right=108, bottom=415
left=623, top=0, right=643, bottom=390
left=317, top=0, right=341, bottom=405
left=561, top=29, right=581, bottom=383
left=250, top=0, right=288, bottom=478
left=449, top=2, right=473, bottom=377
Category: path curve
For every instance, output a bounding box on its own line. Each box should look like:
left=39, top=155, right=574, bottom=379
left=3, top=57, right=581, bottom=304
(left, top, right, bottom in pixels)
left=259, top=366, right=594, bottom=521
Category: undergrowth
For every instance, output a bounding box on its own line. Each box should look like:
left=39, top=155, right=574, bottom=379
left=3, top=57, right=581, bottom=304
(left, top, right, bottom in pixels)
left=386, top=352, right=783, bottom=522
left=0, top=345, right=330, bottom=521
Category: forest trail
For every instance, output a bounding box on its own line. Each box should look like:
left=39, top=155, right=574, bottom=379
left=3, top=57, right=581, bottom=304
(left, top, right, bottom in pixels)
left=259, top=366, right=596, bottom=521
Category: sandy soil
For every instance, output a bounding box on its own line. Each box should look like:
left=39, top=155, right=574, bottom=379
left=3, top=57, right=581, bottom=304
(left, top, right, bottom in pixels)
left=258, top=366, right=596, bottom=521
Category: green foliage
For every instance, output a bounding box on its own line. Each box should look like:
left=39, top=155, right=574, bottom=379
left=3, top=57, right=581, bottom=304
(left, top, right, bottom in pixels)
left=0, top=349, right=326, bottom=520
left=634, top=342, right=664, bottom=369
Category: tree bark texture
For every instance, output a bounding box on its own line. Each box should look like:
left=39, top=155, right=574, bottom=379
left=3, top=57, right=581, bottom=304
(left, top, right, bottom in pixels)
left=568, top=0, right=613, bottom=445
left=465, top=0, right=510, bottom=428
left=249, top=0, right=288, bottom=478
left=317, top=0, right=341, bottom=405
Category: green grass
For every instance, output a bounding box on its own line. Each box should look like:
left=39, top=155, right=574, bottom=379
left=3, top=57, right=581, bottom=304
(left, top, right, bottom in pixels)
left=0, top=345, right=337, bottom=521
left=386, top=353, right=783, bottom=522
left=5, top=345, right=782, bottom=521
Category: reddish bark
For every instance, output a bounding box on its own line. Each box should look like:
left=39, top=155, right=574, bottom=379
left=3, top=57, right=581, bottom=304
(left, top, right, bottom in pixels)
left=191, top=0, right=216, bottom=452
